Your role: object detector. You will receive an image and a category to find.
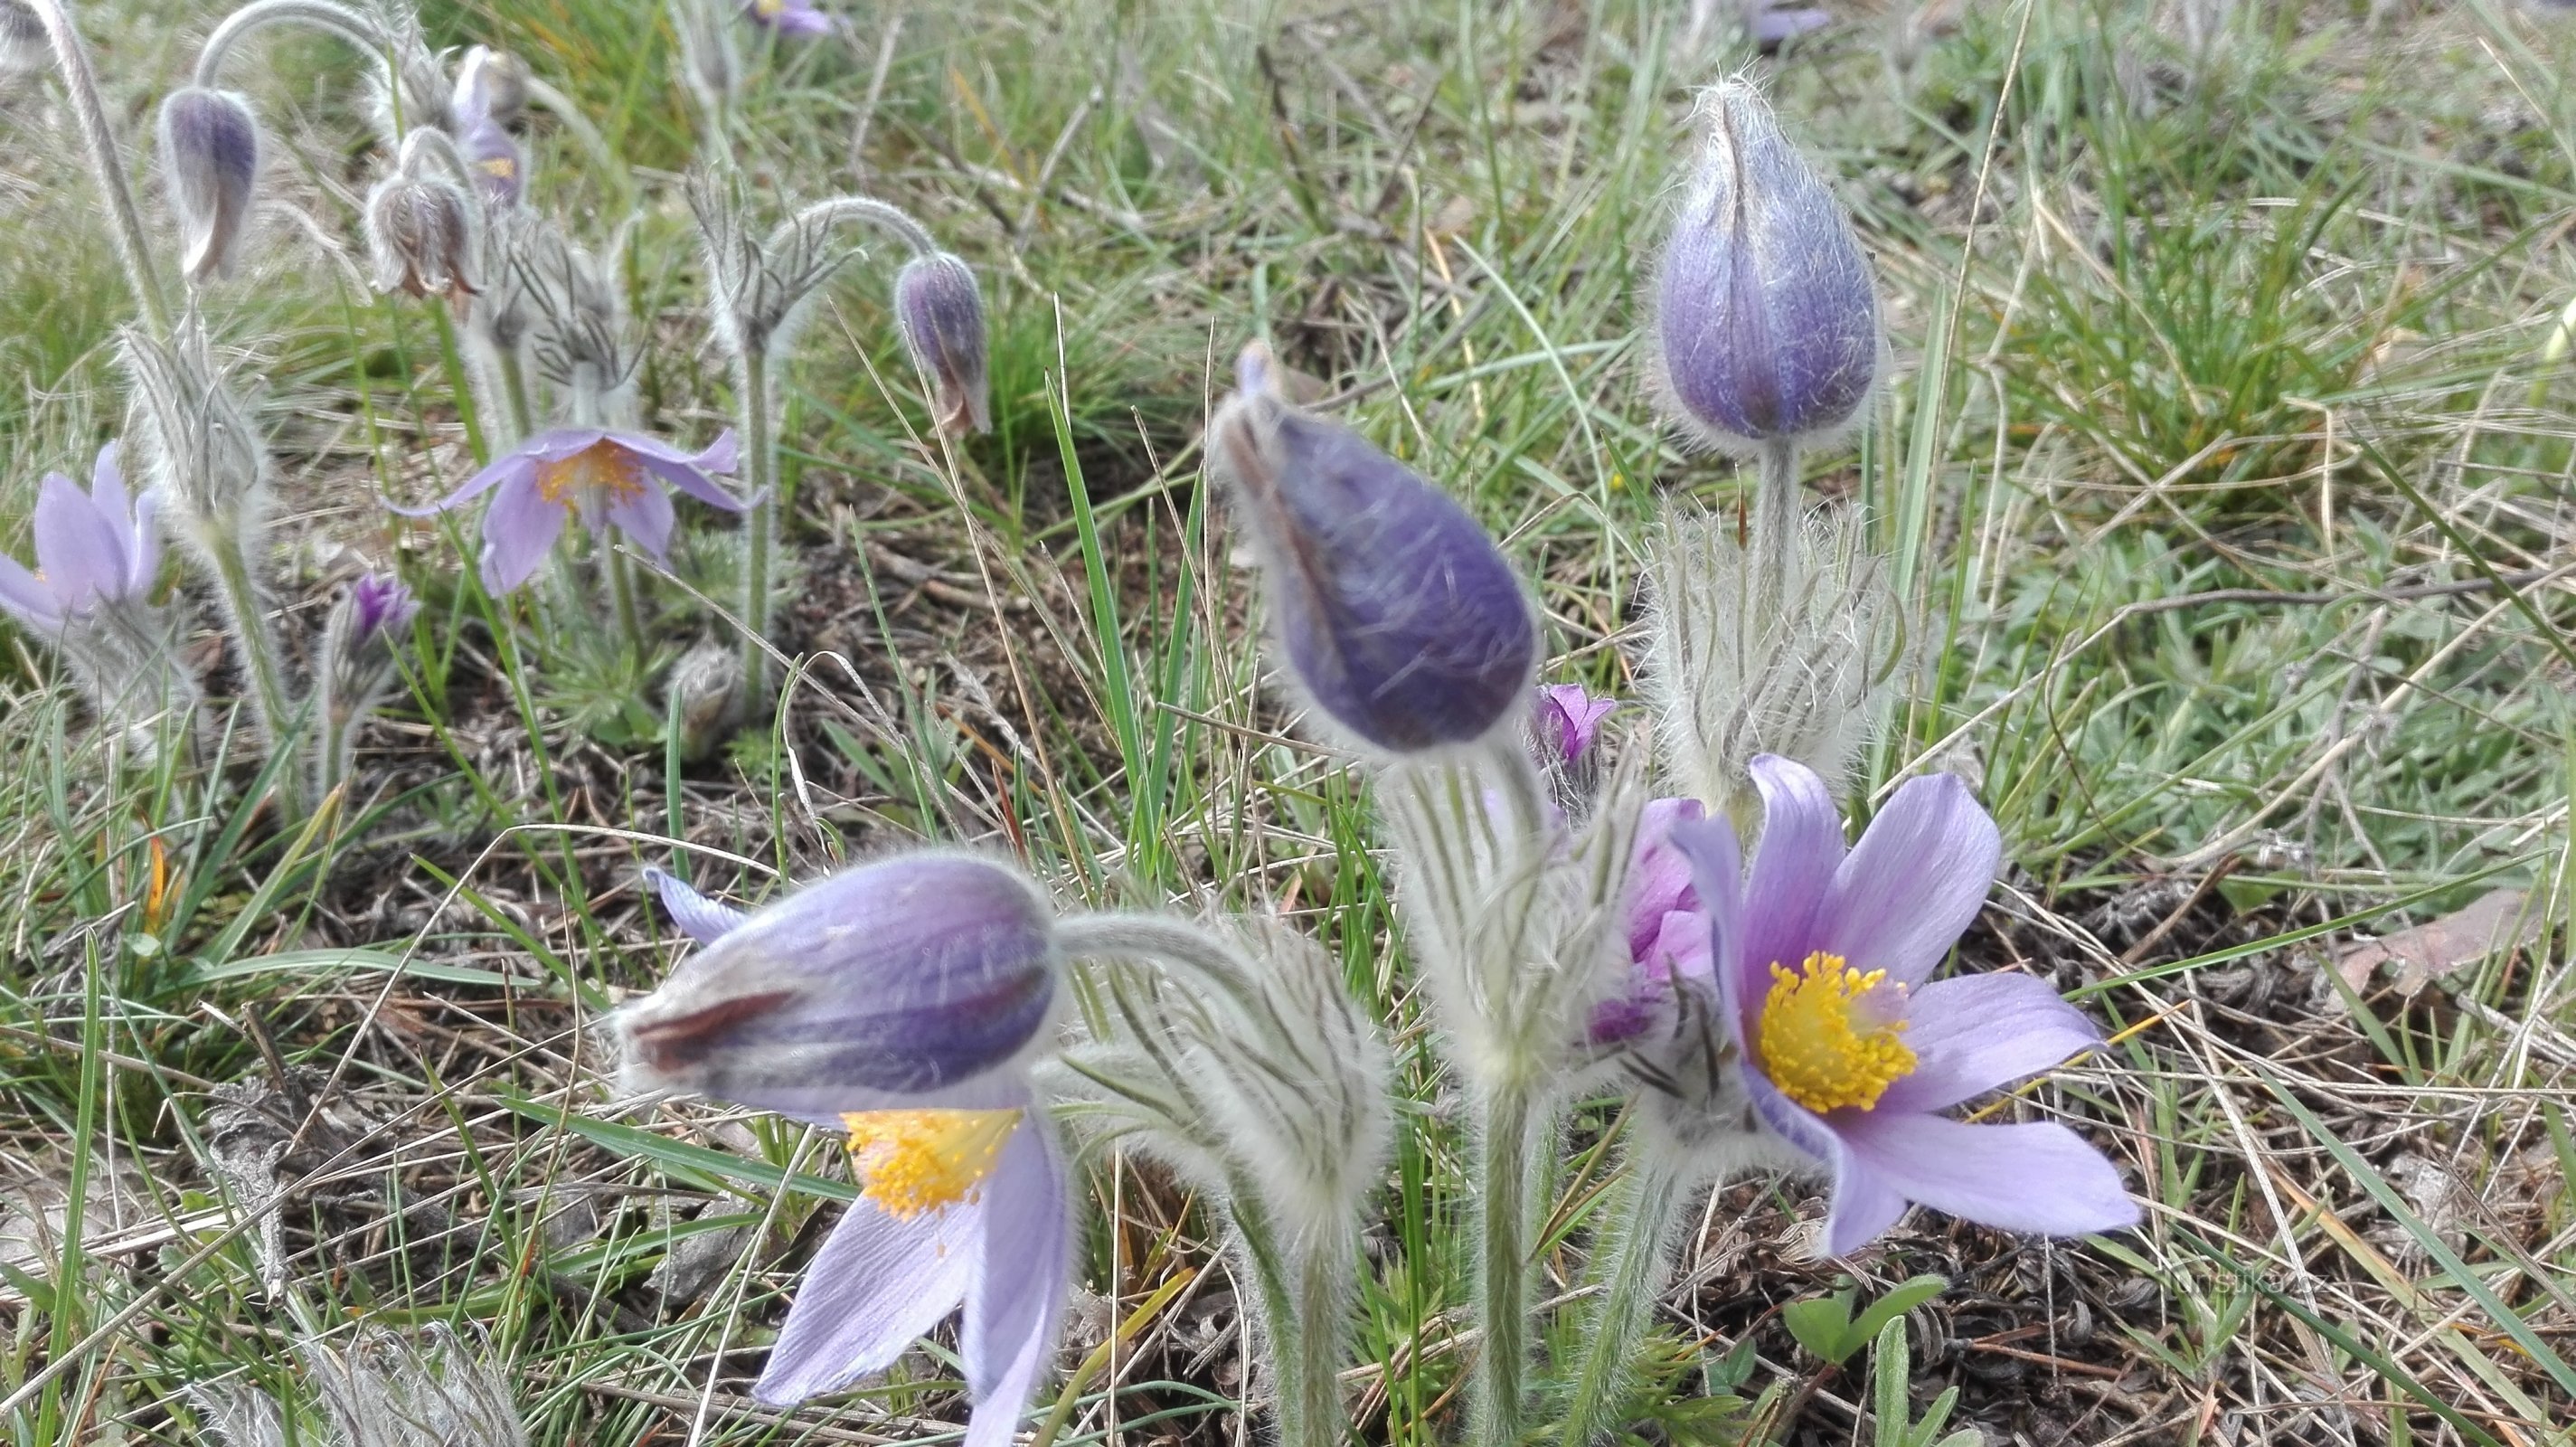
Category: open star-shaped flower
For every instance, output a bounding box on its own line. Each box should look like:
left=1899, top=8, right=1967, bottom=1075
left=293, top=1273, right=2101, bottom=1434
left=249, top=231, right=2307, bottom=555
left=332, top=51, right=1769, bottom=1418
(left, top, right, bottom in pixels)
left=1673, top=755, right=2138, bottom=1254
left=390, top=427, right=745, bottom=594
left=0, top=443, right=162, bottom=634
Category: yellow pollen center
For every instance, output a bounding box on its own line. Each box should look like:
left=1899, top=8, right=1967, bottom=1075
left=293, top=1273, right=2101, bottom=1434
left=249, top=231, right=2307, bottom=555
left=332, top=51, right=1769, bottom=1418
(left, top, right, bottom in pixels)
left=477, top=156, right=516, bottom=181
left=753, top=0, right=785, bottom=14
left=839, top=1109, right=1022, bottom=1220
left=1756, top=951, right=1916, bottom=1113
left=534, top=443, right=646, bottom=508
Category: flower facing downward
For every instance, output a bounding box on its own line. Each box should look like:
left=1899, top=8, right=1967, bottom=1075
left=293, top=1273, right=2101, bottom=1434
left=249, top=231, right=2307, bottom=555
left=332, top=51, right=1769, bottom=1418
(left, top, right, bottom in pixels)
left=1208, top=344, right=1537, bottom=753
left=1671, top=756, right=2137, bottom=1255
left=158, top=88, right=262, bottom=283
left=0, top=444, right=162, bottom=635
left=389, top=428, right=746, bottom=594
left=893, top=253, right=992, bottom=438
left=618, top=856, right=1071, bottom=1442
left=742, top=0, right=835, bottom=34
left=1534, top=683, right=1618, bottom=765
left=365, top=172, right=477, bottom=302
left=1589, top=798, right=1715, bottom=1046
left=1654, top=81, right=1880, bottom=449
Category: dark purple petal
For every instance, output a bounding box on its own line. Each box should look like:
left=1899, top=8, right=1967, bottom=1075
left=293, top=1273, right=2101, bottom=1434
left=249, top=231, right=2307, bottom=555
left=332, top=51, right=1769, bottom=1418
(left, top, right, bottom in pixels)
left=1818, top=771, right=2001, bottom=988
left=33, top=471, right=124, bottom=610
left=348, top=572, right=419, bottom=642
left=0, top=556, right=64, bottom=633
left=475, top=468, right=569, bottom=594
left=646, top=867, right=749, bottom=946
left=1535, top=683, right=1618, bottom=763
left=753, top=1180, right=978, bottom=1404
left=1654, top=82, right=1878, bottom=445
left=605, top=472, right=678, bottom=560
left=959, top=1117, right=1069, bottom=1447
left=1740, top=754, right=1844, bottom=1008
left=616, top=854, right=1061, bottom=1115
left=1876, top=973, right=2102, bottom=1115
left=1831, top=1112, right=2138, bottom=1242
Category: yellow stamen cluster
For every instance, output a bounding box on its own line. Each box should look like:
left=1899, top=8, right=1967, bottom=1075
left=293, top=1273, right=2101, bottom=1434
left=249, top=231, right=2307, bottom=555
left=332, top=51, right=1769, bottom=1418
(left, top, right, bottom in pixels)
left=1756, top=951, right=1915, bottom=1113
left=534, top=443, right=646, bottom=507
left=840, top=1109, right=1022, bottom=1220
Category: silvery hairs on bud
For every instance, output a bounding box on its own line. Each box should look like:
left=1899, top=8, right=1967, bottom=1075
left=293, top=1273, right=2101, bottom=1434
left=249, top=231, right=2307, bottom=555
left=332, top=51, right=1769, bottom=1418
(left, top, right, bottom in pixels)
left=894, top=251, right=991, bottom=438
left=118, top=321, right=270, bottom=552
left=157, top=87, right=261, bottom=283
left=688, top=174, right=854, bottom=364
left=1052, top=914, right=1392, bottom=1249
left=365, top=168, right=477, bottom=302
left=454, top=44, right=527, bottom=127
left=300, top=1323, right=529, bottom=1447
left=1, top=1, right=45, bottom=77
left=184, top=1382, right=286, bottom=1447
left=1641, top=503, right=1907, bottom=808
left=665, top=636, right=742, bottom=761
left=363, top=0, right=455, bottom=143
left=514, top=222, right=632, bottom=404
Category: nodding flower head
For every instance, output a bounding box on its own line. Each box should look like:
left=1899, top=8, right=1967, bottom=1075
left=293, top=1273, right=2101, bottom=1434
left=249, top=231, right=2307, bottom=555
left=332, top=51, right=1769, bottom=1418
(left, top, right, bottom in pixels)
left=1654, top=80, right=1881, bottom=449
left=387, top=427, right=745, bottom=595
left=0, top=443, right=162, bottom=636
left=743, top=0, right=835, bottom=34
left=1207, top=344, right=1536, bottom=753
left=454, top=45, right=529, bottom=129
left=1670, top=755, right=2138, bottom=1255
left=894, top=252, right=991, bottom=438
left=158, top=88, right=261, bottom=283
left=1, top=1, right=43, bottom=77
left=365, top=172, right=477, bottom=303
left=617, top=853, right=1064, bottom=1119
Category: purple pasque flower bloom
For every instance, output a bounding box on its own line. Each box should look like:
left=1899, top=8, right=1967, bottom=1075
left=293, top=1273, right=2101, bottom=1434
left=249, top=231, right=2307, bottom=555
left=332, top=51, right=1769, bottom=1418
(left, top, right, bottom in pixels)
left=1671, top=756, right=2137, bottom=1255
left=347, top=572, right=420, bottom=643
left=1534, top=683, right=1618, bottom=765
left=1589, top=797, right=1716, bottom=1045
left=1654, top=81, right=1880, bottom=449
left=741, top=0, right=835, bottom=34
left=0, top=443, right=162, bottom=634
left=390, top=428, right=746, bottom=594
left=619, top=856, right=1071, bottom=1438
left=894, top=253, right=992, bottom=438
left=1208, top=345, right=1537, bottom=753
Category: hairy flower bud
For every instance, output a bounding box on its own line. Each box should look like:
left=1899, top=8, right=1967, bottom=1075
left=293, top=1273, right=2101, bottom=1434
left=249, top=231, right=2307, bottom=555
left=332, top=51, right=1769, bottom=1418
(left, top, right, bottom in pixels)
left=158, top=87, right=261, bottom=283
left=665, top=637, right=741, bottom=761
left=617, top=854, right=1062, bottom=1119
left=454, top=45, right=528, bottom=128
left=1207, top=344, right=1536, bottom=753
left=365, top=173, right=477, bottom=302
left=118, top=323, right=269, bottom=544
left=0, top=1, right=43, bottom=77
left=1653, top=80, right=1880, bottom=449
left=894, top=252, right=991, bottom=438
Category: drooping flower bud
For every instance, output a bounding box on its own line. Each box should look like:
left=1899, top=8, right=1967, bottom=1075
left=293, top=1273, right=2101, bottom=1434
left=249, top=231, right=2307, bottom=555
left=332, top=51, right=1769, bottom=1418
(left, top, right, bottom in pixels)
left=314, top=572, right=416, bottom=798
left=0, top=1, right=44, bottom=77
left=1207, top=344, right=1536, bottom=753
left=616, top=853, right=1062, bottom=1119
left=157, top=87, right=261, bottom=283
left=1653, top=80, right=1880, bottom=449
left=665, top=637, right=741, bottom=761
left=364, top=172, right=477, bottom=302
left=893, top=252, right=991, bottom=438
left=454, top=45, right=529, bottom=128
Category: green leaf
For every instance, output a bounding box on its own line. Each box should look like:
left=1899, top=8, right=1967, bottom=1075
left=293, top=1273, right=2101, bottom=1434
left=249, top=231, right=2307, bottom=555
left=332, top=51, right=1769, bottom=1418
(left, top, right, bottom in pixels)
left=1849, top=1273, right=1948, bottom=1356
left=1872, top=1316, right=1911, bottom=1447
left=1781, top=1292, right=1859, bottom=1365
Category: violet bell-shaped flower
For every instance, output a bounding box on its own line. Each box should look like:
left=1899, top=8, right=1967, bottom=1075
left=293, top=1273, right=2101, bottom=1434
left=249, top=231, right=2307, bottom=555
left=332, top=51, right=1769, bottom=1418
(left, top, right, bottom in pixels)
left=618, top=856, right=1071, bottom=1442
left=1654, top=81, right=1880, bottom=449
left=158, top=87, right=262, bottom=283
left=1207, top=344, right=1536, bottom=753
left=893, top=252, right=992, bottom=438
left=0, top=443, right=161, bottom=633
left=742, top=0, right=835, bottom=34
left=1670, top=756, right=2138, bottom=1255
left=389, top=428, right=746, bottom=594
left=1535, top=683, right=1618, bottom=765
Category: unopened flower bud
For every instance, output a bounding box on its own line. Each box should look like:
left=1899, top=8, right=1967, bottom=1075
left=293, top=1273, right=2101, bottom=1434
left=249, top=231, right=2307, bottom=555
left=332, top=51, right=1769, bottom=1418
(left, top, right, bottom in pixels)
left=365, top=173, right=477, bottom=302
left=894, top=252, right=991, bottom=437
left=455, top=45, right=529, bottom=128
left=158, top=87, right=261, bottom=283
left=665, top=638, right=741, bottom=761
left=616, top=853, right=1062, bottom=1118
left=1208, top=344, right=1536, bottom=753
left=1654, top=80, right=1880, bottom=448
left=1, top=1, right=44, bottom=77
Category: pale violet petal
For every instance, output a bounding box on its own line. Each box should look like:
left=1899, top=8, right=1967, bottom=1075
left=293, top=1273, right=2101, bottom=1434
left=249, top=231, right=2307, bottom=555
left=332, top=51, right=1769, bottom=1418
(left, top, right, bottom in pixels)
left=1819, top=771, right=2001, bottom=988
left=960, top=1117, right=1071, bottom=1447
left=1876, top=973, right=2102, bottom=1116
left=645, top=867, right=748, bottom=945
left=752, top=1192, right=980, bottom=1404
left=1833, top=1112, right=2139, bottom=1240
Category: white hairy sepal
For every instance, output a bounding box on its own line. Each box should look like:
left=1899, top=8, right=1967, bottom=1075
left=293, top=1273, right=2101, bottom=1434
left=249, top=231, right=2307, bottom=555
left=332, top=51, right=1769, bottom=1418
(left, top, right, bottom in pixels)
left=55, top=601, right=203, bottom=757
left=1050, top=916, right=1392, bottom=1252
left=1641, top=502, right=1910, bottom=809
left=117, top=324, right=271, bottom=546
left=1378, top=738, right=1647, bottom=1096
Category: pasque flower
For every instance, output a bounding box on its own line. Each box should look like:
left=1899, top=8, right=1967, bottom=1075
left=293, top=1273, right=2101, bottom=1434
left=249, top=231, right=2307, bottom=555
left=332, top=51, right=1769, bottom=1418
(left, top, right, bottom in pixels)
left=391, top=428, right=746, bottom=594
left=1589, top=798, right=1715, bottom=1047
left=619, top=856, right=1071, bottom=1441
left=1534, top=683, right=1618, bottom=765
left=1207, top=345, right=1536, bottom=752
left=158, top=86, right=261, bottom=283
left=1672, top=756, right=2137, bottom=1255
left=893, top=252, right=992, bottom=438
left=1654, top=81, right=1880, bottom=449
left=0, top=443, right=161, bottom=633
left=742, top=0, right=835, bottom=34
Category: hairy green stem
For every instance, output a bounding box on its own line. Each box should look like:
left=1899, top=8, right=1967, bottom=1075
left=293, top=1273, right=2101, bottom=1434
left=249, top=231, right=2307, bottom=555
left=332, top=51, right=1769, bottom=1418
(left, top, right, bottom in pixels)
left=1556, top=1157, right=1690, bottom=1447
left=737, top=351, right=777, bottom=700
left=1472, top=1081, right=1538, bottom=1447
left=205, top=525, right=300, bottom=801
left=189, top=0, right=385, bottom=89
left=1752, top=436, right=1802, bottom=609
left=493, top=341, right=533, bottom=443
left=27, top=0, right=172, bottom=337
left=607, top=544, right=646, bottom=662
